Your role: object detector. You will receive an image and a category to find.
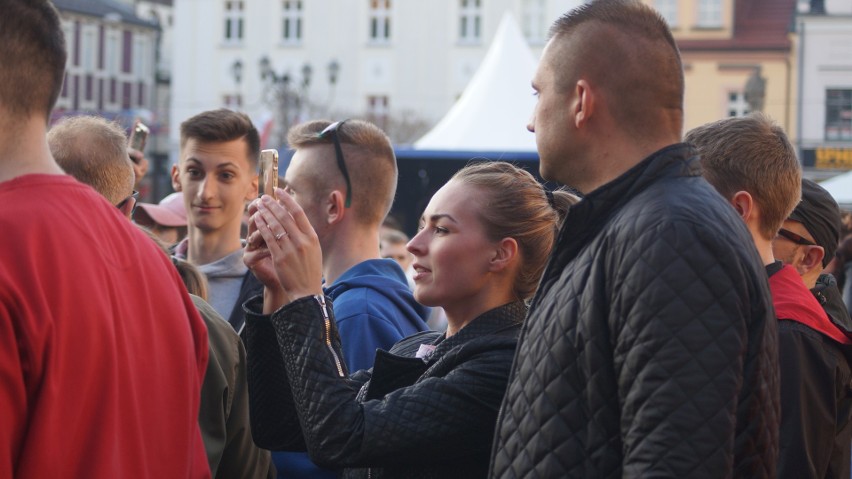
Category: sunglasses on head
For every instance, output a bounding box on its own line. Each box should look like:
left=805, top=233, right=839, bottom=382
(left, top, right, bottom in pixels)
left=777, top=228, right=816, bottom=246
left=318, top=120, right=352, bottom=208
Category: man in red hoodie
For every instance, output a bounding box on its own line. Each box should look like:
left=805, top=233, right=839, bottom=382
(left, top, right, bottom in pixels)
left=687, top=114, right=851, bottom=479
left=0, top=1, right=209, bottom=477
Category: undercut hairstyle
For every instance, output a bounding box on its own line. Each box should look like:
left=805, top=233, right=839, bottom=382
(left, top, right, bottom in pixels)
left=685, top=113, right=801, bottom=241
left=548, top=0, right=683, bottom=137
left=0, top=0, right=66, bottom=120
left=180, top=109, right=260, bottom=165
left=287, top=119, right=398, bottom=226
left=48, top=115, right=134, bottom=205
left=451, top=162, right=579, bottom=301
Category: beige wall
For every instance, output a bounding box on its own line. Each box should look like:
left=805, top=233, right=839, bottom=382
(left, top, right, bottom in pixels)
left=639, top=0, right=797, bottom=140
left=682, top=51, right=796, bottom=139
left=644, top=0, right=735, bottom=39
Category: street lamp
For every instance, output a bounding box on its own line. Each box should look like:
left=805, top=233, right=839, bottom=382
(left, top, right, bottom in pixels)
left=231, top=59, right=243, bottom=84
left=258, top=56, right=341, bottom=145
left=328, top=60, right=340, bottom=85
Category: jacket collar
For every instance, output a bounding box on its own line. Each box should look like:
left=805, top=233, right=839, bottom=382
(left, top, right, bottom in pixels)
left=431, top=301, right=526, bottom=359
left=532, top=143, right=699, bottom=311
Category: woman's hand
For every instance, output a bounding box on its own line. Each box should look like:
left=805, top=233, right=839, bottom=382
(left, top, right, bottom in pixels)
left=251, top=188, right=324, bottom=305
left=244, top=199, right=288, bottom=313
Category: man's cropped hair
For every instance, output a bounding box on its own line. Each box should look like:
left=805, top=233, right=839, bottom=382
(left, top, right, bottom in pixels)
left=548, top=0, right=683, bottom=136
left=0, top=0, right=67, bottom=120
left=686, top=113, right=801, bottom=241
left=287, top=119, right=397, bottom=226
left=180, top=109, right=260, bottom=165
left=48, top=115, right=134, bottom=205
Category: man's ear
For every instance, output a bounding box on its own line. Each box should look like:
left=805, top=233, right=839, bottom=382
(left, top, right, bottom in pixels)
left=574, top=79, right=595, bottom=129
left=798, top=245, right=826, bottom=276
left=730, top=191, right=753, bottom=222
left=247, top=173, right=259, bottom=201
left=170, top=164, right=182, bottom=192
left=489, top=237, right=519, bottom=273
left=325, top=189, right=346, bottom=225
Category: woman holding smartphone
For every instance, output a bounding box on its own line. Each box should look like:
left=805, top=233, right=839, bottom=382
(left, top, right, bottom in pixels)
left=243, top=162, right=575, bottom=478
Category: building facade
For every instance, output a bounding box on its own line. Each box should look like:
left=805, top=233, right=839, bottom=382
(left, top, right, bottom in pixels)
left=53, top=0, right=164, bottom=198
left=169, top=0, right=580, bottom=156
left=646, top=0, right=798, bottom=139
left=54, top=0, right=159, bottom=121
left=796, top=0, right=852, bottom=175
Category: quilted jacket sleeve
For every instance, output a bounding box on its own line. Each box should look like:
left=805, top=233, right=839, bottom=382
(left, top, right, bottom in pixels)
left=610, top=220, right=766, bottom=477
left=271, top=296, right=516, bottom=469
left=243, top=295, right=307, bottom=451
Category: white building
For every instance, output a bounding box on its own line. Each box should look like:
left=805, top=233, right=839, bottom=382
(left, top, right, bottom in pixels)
left=796, top=0, right=852, bottom=175
left=170, top=0, right=579, bottom=157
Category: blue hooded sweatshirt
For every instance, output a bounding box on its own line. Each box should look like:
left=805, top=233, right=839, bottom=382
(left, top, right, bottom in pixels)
left=272, top=258, right=430, bottom=478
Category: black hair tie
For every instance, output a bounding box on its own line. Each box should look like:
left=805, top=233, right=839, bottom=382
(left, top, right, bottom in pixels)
left=544, top=189, right=555, bottom=207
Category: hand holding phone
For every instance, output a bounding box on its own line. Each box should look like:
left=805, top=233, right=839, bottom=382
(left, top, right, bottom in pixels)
left=259, top=149, right=279, bottom=199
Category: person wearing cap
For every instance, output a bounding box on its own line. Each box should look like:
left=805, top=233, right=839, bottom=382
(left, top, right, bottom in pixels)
left=134, top=191, right=189, bottom=245
left=686, top=114, right=852, bottom=479
left=771, top=178, right=852, bottom=479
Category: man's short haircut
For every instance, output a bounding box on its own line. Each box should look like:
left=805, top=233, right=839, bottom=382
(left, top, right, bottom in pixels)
left=548, top=0, right=683, bottom=137
left=48, top=115, right=134, bottom=205
left=685, top=113, right=801, bottom=241
left=179, top=109, right=260, bottom=165
left=0, top=0, right=67, bottom=121
left=287, top=119, right=397, bottom=226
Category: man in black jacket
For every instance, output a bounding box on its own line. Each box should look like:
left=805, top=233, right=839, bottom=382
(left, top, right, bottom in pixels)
left=489, top=1, right=780, bottom=477
left=772, top=179, right=852, bottom=478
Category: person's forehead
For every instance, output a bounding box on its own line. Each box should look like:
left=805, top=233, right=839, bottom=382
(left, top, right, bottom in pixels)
left=182, top=137, right=253, bottom=168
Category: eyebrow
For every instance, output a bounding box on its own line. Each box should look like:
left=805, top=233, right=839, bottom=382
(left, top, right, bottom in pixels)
left=420, top=213, right=458, bottom=224
left=185, top=158, right=241, bottom=169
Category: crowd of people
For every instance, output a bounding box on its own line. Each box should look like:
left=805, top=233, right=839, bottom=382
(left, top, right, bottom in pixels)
left=3, top=0, right=852, bottom=478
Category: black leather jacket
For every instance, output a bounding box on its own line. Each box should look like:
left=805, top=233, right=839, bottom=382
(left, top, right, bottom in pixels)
left=490, top=144, right=780, bottom=478
left=244, top=296, right=525, bottom=479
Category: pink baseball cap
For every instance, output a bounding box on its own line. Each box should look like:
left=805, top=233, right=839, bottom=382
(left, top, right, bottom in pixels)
left=133, top=192, right=187, bottom=227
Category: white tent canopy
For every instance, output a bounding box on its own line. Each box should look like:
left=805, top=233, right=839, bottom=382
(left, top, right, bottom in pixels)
left=819, top=171, right=852, bottom=206
left=414, top=13, right=538, bottom=152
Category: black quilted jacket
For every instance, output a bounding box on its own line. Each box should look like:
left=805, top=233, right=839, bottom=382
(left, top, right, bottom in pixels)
left=244, top=296, right=525, bottom=479
left=490, top=144, right=781, bottom=478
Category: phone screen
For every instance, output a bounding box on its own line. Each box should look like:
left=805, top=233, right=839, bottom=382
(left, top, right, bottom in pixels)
left=259, top=149, right=279, bottom=199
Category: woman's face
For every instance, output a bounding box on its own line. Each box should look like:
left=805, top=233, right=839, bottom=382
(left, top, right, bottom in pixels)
left=407, top=180, right=498, bottom=311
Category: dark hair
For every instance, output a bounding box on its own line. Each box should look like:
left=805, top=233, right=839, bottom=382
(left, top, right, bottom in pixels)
left=451, top=162, right=578, bottom=300
left=180, top=109, right=260, bottom=165
left=287, top=119, right=397, bottom=226
left=0, top=0, right=67, bottom=120
left=685, top=113, right=801, bottom=240
left=548, top=0, right=683, bottom=137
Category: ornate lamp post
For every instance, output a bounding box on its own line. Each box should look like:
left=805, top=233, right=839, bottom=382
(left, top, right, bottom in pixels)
left=258, top=56, right=341, bottom=146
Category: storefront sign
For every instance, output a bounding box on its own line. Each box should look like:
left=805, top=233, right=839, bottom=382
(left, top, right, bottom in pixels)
left=801, top=147, right=852, bottom=169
